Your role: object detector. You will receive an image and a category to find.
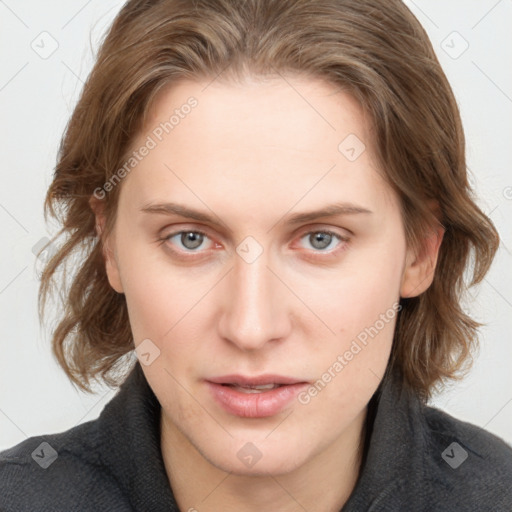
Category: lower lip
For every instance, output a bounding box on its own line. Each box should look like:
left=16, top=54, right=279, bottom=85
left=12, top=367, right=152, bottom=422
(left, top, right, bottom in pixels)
left=206, top=382, right=308, bottom=418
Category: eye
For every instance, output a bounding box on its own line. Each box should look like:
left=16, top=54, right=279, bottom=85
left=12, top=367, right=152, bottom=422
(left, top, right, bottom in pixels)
left=162, top=230, right=213, bottom=252
left=298, top=230, right=348, bottom=253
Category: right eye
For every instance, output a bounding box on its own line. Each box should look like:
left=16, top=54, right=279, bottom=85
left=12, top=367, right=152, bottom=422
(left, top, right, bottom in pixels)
left=162, top=230, right=214, bottom=253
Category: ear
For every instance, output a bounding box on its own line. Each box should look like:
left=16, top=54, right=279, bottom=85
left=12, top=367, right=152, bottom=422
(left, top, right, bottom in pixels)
left=400, top=220, right=444, bottom=298
left=89, top=196, right=124, bottom=294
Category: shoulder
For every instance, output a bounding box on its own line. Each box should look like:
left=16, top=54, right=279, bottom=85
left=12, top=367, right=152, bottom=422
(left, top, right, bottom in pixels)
left=0, top=420, right=130, bottom=512
left=419, top=400, right=512, bottom=508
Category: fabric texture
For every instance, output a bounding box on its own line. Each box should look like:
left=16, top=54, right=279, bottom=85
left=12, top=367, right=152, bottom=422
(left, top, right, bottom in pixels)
left=1, top=361, right=511, bottom=511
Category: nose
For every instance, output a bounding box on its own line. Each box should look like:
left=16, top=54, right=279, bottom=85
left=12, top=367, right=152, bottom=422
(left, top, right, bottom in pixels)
left=217, top=248, right=291, bottom=351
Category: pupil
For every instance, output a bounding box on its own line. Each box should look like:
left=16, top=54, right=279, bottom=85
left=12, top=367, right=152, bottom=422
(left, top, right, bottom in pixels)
left=312, top=232, right=331, bottom=250
left=182, top=232, right=203, bottom=249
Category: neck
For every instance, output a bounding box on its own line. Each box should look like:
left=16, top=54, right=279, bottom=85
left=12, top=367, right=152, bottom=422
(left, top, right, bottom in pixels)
left=160, top=408, right=368, bottom=512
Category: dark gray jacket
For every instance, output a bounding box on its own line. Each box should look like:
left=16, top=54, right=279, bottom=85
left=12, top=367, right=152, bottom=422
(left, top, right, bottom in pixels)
left=1, top=362, right=511, bottom=511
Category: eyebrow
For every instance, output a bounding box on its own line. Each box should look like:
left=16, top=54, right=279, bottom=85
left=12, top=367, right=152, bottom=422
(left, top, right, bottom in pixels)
left=139, top=201, right=373, bottom=226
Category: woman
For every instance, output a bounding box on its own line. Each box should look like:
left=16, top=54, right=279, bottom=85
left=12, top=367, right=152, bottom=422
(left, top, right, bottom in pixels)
left=1, top=0, right=511, bottom=510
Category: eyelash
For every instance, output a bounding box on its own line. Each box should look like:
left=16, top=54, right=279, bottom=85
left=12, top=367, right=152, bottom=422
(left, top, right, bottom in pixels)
left=158, top=227, right=350, bottom=260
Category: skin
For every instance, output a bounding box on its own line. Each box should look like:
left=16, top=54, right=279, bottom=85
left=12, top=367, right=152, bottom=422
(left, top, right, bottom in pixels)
left=91, top=75, right=443, bottom=512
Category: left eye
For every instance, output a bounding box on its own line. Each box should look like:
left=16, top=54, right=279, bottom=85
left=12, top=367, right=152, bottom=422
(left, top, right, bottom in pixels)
left=299, top=230, right=344, bottom=251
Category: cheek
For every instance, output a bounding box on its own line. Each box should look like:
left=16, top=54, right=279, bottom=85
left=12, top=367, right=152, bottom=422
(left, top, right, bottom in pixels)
left=113, top=228, right=182, bottom=342
left=296, top=236, right=405, bottom=400
left=116, top=235, right=219, bottom=375
left=300, top=236, right=405, bottom=337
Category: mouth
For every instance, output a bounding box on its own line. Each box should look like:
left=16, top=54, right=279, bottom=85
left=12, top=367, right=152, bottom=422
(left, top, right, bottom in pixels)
left=206, top=375, right=309, bottom=417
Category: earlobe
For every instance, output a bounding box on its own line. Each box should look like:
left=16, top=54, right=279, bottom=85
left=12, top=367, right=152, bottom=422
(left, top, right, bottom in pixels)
left=89, top=196, right=124, bottom=294
left=400, top=223, right=444, bottom=298
left=104, top=245, right=124, bottom=294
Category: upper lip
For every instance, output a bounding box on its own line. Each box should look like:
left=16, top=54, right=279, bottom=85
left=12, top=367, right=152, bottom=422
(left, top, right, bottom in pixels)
left=207, top=374, right=308, bottom=386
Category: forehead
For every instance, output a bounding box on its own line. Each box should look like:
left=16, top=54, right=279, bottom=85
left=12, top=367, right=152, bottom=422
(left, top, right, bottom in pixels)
left=144, top=75, right=369, bottom=156
left=121, top=76, right=396, bottom=219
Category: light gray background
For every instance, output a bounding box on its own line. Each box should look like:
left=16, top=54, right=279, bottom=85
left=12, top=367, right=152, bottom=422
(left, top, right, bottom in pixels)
left=1, top=0, right=511, bottom=450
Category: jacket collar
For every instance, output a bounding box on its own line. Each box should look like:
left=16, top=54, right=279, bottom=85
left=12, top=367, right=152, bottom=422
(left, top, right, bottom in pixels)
left=96, top=362, right=179, bottom=511
left=342, top=366, right=428, bottom=510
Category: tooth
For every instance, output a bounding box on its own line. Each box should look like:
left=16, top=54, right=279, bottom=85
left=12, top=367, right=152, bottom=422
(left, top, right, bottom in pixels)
left=231, top=383, right=280, bottom=393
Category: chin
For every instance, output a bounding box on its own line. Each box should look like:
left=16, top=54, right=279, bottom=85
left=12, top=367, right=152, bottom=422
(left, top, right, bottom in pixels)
left=197, top=435, right=309, bottom=476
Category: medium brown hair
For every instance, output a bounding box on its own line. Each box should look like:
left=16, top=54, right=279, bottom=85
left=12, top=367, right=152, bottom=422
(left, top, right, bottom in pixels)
left=39, top=0, right=499, bottom=400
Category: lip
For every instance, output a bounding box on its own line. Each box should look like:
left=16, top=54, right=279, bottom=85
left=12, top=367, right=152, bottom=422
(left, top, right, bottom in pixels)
left=206, top=374, right=309, bottom=418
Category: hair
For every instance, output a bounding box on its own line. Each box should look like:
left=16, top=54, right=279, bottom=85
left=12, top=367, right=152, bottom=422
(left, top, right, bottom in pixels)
left=39, top=0, right=499, bottom=401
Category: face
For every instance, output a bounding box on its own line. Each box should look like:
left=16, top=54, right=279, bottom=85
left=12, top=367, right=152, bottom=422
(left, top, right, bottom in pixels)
left=98, top=75, right=437, bottom=476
